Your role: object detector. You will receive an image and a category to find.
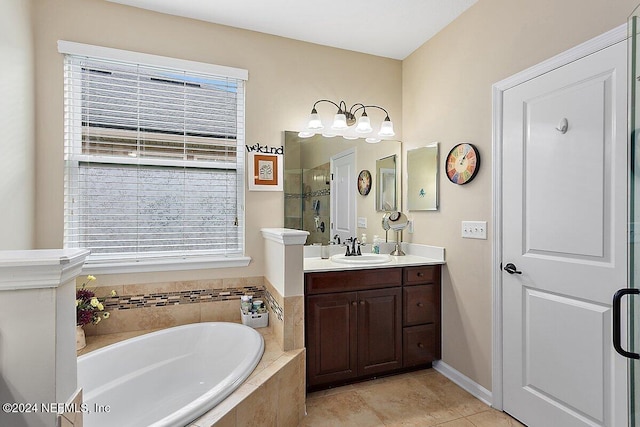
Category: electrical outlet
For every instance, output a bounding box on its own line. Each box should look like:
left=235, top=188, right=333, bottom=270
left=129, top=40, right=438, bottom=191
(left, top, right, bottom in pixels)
left=357, top=217, right=367, bottom=228
left=462, top=221, right=487, bottom=239
left=407, top=220, right=414, bottom=234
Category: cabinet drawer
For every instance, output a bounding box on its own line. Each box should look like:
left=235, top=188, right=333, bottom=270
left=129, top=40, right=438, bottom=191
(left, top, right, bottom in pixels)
left=404, top=265, right=439, bottom=285
left=306, top=268, right=402, bottom=295
left=403, top=324, right=437, bottom=367
left=403, top=285, right=437, bottom=326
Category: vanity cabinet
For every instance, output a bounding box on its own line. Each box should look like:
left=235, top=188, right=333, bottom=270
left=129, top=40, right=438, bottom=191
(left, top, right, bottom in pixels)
left=305, top=264, right=441, bottom=390
left=305, top=268, right=403, bottom=388
left=402, top=266, right=441, bottom=367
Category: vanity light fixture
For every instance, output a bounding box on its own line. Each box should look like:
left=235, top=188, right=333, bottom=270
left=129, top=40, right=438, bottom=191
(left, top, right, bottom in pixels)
left=298, top=99, right=395, bottom=143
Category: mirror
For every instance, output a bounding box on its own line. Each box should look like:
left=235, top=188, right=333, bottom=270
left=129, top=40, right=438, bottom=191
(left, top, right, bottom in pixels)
left=376, top=155, right=397, bottom=211
left=284, top=131, right=401, bottom=244
left=406, top=143, right=439, bottom=211
left=382, top=211, right=409, bottom=256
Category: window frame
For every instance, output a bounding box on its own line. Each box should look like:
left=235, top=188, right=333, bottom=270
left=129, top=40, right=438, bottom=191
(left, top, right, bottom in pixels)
left=59, top=41, right=250, bottom=274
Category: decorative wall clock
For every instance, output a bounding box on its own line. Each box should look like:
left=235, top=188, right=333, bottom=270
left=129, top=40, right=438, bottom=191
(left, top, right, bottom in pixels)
left=445, top=143, right=480, bottom=185
left=357, top=170, right=372, bottom=196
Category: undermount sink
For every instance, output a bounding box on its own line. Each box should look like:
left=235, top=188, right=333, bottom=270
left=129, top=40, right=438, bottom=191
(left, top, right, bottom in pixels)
left=330, top=253, right=392, bottom=265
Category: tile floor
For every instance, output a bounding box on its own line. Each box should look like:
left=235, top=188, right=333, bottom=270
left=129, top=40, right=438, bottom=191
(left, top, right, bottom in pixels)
left=300, top=369, right=525, bottom=427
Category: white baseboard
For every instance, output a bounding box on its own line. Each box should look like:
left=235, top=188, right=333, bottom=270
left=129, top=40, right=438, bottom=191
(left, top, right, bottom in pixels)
left=433, top=360, right=493, bottom=407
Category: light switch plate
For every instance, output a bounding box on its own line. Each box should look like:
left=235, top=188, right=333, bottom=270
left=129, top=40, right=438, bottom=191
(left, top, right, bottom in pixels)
left=462, top=221, right=487, bottom=239
left=357, top=217, right=367, bottom=228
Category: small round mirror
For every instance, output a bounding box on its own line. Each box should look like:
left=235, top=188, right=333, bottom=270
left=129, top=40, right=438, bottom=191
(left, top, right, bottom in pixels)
left=388, top=212, right=409, bottom=231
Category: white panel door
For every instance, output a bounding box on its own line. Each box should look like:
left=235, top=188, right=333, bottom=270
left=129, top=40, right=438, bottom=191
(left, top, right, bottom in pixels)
left=502, top=41, right=627, bottom=426
left=331, top=148, right=356, bottom=243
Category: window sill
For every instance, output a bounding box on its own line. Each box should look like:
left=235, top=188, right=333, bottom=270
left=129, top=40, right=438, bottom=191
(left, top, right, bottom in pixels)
left=80, top=255, right=251, bottom=275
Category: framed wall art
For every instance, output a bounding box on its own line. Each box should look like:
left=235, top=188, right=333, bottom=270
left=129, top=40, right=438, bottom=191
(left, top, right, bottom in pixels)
left=248, top=152, right=283, bottom=191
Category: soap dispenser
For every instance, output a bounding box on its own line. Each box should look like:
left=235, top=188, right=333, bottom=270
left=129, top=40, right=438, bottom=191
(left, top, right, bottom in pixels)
left=372, top=235, right=380, bottom=254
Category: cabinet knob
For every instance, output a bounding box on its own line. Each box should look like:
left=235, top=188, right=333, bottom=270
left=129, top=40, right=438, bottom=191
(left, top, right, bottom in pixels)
left=359, top=300, right=365, bottom=305
left=417, top=343, right=425, bottom=348
left=417, top=302, right=424, bottom=307
left=351, top=301, right=357, bottom=306
left=417, top=272, right=424, bottom=277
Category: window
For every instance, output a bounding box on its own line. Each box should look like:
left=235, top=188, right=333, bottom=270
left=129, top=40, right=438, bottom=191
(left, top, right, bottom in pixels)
left=60, top=42, right=249, bottom=271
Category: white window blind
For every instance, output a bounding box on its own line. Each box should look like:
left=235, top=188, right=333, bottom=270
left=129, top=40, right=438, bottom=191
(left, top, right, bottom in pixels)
left=63, top=50, right=246, bottom=265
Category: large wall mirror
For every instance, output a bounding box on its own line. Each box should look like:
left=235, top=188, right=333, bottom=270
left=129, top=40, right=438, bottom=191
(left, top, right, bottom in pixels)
left=406, top=143, right=439, bottom=211
left=284, top=131, right=401, bottom=244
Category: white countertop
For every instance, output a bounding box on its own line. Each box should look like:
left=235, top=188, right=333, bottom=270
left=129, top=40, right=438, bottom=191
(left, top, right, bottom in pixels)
left=304, top=254, right=445, bottom=273
left=303, top=243, right=445, bottom=273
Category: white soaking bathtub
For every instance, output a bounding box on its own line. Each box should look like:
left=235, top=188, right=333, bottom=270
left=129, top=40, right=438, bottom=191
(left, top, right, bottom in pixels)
left=77, top=322, right=264, bottom=427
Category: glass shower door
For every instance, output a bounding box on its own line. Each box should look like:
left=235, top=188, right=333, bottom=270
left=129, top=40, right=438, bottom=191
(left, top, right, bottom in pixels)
left=627, top=6, right=640, bottom=426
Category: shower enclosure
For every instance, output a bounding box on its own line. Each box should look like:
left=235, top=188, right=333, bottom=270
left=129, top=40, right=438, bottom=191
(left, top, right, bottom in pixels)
left=619, top=6, right=640, bottom=425
left=283, top=134, right=331, bottom=245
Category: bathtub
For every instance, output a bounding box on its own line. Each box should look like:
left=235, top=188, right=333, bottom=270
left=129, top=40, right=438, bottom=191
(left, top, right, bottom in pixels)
left=77, top=322, right=264, bottom=427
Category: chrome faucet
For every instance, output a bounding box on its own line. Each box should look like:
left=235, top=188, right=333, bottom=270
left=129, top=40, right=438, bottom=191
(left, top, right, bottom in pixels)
left=344, top=237, right=361, bottom=256
left=333, top=234, right=341, bottom=245
left=352, top=237, right=359, bottom=256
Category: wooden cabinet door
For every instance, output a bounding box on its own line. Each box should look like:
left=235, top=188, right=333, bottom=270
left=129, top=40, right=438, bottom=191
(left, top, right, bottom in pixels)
left=357, top=287, right=402, bottom=376
left=306, top=292, right=358, bottom=387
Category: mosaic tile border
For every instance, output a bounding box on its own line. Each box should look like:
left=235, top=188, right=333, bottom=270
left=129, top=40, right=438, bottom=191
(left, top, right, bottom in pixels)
left=263, top=288, right=283, bottom=321
left=101, top=286, right=264, bottom=310
left=285, top=188, right=331, bottom=199
left=304, top=188, right=330, bottom=198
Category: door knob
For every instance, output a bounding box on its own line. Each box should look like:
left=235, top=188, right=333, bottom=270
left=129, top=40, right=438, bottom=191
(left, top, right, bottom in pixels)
left=503, top=263, right=522, bottom=275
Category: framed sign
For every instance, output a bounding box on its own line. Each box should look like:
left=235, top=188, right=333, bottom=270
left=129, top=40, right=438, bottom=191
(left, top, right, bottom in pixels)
left=248, top=152, right=283, bottom=191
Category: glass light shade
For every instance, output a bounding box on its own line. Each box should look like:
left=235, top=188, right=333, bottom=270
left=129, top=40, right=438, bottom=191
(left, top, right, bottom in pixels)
left=365, top=137, right=381, bottom=143
left=331, top=113, right=348, bottom=130
left=341, top=127, right=358, bottom=140
left=378, top=120, right=395, bottom=137
left=355, top=115, right=373, bottom=133
left=307, top=112, right=324, bottom=130
left=298, top=131, right=315, bottom=138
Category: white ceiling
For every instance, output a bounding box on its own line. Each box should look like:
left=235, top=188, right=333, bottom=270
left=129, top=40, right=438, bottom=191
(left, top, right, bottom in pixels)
left=107, top=0, right=477, bottom=60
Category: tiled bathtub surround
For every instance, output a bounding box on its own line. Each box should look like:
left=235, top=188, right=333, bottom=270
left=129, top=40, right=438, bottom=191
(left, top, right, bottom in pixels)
left=264, top=278, right=304, bottom=351
left=82, top=277, right=265, bottom=336
left=79, top=328, right=306, bottom=427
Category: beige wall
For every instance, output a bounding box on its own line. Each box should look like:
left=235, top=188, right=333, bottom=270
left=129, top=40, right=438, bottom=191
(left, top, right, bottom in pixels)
left=1, top=0, right=35, bottom=249
left=402, top=0, right=638, bottom=390
left=31, top=0, right=402, bottom=285
left=21, top=0, right=640, bottom=394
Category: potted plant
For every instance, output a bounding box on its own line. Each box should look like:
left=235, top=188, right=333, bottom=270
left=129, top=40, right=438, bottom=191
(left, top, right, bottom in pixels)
left=75, top=275, right=115, bottom=350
